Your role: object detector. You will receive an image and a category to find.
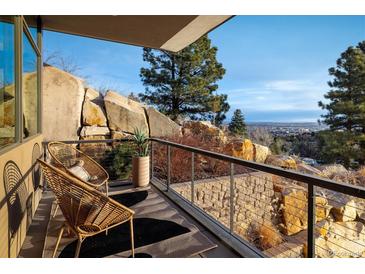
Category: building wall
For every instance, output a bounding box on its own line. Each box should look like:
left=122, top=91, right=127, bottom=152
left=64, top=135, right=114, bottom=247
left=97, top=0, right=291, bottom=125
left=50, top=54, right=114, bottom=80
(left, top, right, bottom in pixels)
left=0, top=134, right=43, bottom=258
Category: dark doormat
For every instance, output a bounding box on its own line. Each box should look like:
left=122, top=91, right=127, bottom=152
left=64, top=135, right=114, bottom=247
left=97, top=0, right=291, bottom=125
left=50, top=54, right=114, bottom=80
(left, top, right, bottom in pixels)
left=111, top=190, right=148, bottom=207
left=58, top=218, right=190, bottom=258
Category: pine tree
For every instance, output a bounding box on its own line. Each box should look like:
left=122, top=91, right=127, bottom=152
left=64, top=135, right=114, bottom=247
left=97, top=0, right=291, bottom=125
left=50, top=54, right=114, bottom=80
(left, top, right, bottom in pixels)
left=139, top=35, right=229, bottom=121
left=319, top=41, right=365, bottom=132
left=318, top=41, right=365, bottom=167
left=228, top=109, right=247, bottom=137
left=128, top=92, right=140, bottom=102
left=211, top=94, right=230, bottom=127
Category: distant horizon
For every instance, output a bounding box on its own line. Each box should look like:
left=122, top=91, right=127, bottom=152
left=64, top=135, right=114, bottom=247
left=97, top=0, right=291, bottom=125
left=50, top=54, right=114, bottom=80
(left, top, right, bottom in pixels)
left=226, top=120, right=325, bottom=126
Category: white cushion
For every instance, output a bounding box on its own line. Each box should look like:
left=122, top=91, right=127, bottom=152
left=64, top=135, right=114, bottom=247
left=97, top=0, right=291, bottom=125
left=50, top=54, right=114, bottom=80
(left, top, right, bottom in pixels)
left=68, top=165, right=91, bottom=182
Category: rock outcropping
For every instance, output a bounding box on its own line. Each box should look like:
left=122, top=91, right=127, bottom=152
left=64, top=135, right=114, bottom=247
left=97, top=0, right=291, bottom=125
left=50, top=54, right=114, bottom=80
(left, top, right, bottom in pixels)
left=146, top=107, right=182, bottom=137
left=104, top=91, right=149, bottom=135
left=182, top=121, right=227, bottom=143
left=82, top=88, right=107, bottom=127
left=41, top=66, right=182, bottom=141
left=42, top=66, right=85, bottom=141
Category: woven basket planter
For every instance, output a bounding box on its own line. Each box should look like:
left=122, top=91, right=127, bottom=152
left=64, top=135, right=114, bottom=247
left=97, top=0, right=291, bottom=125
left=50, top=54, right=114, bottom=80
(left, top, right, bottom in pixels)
left=132, top=156, right=150, bottom=187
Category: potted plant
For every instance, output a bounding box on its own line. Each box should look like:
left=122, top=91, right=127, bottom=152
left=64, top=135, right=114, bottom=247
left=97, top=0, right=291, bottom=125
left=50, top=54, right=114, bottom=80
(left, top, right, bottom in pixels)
left=132, top=128, right=150, bottom=187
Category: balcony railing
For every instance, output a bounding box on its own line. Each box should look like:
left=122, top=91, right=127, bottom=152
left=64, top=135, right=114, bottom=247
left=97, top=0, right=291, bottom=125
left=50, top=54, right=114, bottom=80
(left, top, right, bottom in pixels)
left=43, top=138, right=365, bottom=258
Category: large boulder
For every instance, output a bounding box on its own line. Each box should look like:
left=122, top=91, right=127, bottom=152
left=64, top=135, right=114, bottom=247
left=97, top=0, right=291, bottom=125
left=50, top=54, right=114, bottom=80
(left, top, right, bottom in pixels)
left=0, top=98, right=15, bottom=127
left=79, top=126, right=111, bottom=153
left=253, top=143, right=271, bottom=163
left=358, top=200, right=365, bottom=222
left=111, top=130, right=131, bottom=140
left=265, top=155, right=297, bottom=169
left=82, top=100, right=107, bottom=126
left=182, top=121, right=227, bottom=143
left=319, top=164, right=348, bottom=178
left=319, top=164, right=359, bottom=185
left=0, top=84, right=15, bottom=127
left=42, top=66, right=85, bottom=141
left=224, top=139, right=254, bottom=160
left=279, top=187, right=331, bottom=236
left=80, top=126, right=110, bottom=137
left=297, top=162, right=322, bottom=176
left=84, top=87, right=102, bottom=102
left=1, top=85, right=16, bottom=147
left=321, top=190, right=358, bottom=222
left=104, top=91, right=149, bottom=135
left=330, top=197, right=357, bottom=222
left=146, top=107, right=182, bottom=137
left=23, top=72, right=38, bottom=136
left=316, top=222, right=365, bottom=258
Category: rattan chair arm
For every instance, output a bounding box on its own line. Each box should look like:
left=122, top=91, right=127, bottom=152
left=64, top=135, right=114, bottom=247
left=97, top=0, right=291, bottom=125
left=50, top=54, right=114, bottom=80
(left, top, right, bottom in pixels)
left=38, top=159, right=134, bottom=215
left=47, top=141, right=109, bottom=186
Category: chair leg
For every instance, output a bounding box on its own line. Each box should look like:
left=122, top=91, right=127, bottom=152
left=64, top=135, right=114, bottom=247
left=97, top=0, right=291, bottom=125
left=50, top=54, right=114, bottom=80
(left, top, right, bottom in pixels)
left=75, top=237, right=84, bottom=258
left=105, top=183, right=109, bottom=238
left=52, top=204, right=59, bottom=218
left=130, top=218, right=135, bottom=258
left=52, top=224, right=65, bottom=258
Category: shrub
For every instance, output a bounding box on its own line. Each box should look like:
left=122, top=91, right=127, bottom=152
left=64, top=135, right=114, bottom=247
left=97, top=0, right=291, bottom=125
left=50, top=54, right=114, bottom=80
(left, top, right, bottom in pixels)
left=152, top=133, right=250, bottom=184
left=246, top=223, right=284, bottom=251
left=111, top=142, right=134, bottom=180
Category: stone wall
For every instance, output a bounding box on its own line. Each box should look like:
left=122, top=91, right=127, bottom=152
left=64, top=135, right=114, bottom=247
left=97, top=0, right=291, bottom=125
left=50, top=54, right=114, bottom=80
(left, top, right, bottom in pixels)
left=171, top=173, right=365, bottom=258
left=171, top=172, right=277, bottom=239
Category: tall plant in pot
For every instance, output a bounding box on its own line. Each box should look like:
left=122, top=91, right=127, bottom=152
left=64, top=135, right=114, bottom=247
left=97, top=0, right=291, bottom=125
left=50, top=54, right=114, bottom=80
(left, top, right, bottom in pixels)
left=132, top=128, right=150, bottom=187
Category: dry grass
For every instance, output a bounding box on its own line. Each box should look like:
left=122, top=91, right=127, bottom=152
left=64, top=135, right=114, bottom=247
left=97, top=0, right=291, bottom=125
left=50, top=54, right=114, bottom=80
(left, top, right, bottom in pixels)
left=152, top=133, right=250, bottom=184
left=257, top=224, right=284, bottom=250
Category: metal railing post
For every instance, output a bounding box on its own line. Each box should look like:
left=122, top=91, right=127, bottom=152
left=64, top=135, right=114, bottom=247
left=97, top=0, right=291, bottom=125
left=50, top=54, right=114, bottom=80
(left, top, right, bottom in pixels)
left=150, top=141, right=154, bottom=180
left=167, top=145, right=171, bottom=192
left=307, top=183, right=315, bottom=258
left=230, top=163, right=234, bottom=234
left=191, top=152, right=195, bottom=204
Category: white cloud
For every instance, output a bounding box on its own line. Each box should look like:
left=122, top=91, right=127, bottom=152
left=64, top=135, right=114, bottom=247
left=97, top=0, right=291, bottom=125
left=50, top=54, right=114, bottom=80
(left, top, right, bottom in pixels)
left=264, top=80, right=315, bottom=91
left=223, top=78, right=328, bottom=112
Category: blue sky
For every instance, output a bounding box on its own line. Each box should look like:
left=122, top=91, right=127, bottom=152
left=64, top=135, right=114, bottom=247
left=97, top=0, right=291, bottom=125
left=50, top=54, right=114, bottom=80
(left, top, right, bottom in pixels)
left=43, top=16, right=365, bottom=123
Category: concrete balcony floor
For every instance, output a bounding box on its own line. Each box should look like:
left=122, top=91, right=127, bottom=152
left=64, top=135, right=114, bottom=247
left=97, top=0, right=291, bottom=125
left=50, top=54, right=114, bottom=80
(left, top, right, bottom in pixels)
left=19, top=182, right=240, bottom=258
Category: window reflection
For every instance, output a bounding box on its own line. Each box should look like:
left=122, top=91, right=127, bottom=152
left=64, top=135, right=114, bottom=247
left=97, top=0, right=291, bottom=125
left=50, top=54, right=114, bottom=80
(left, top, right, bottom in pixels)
left=0, top=19, right=16, bottom=149
left=22, top=32, right=38, bottom=138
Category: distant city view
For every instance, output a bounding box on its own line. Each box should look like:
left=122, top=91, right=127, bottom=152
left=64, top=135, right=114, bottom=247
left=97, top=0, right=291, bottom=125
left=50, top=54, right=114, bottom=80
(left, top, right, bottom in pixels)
left=247, top=122, right=328, bottom=137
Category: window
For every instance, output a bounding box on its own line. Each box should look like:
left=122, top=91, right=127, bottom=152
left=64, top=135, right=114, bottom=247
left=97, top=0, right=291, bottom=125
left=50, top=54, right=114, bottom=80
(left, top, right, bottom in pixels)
left=29, top=27, right=37, bottom=44
left=24, top=16, right=38, bottom=44
left=0, top=16, right=41, bottom=151
left=22, top=31, right=39, bottom=138
left=0, top=17, right=15, bottom=149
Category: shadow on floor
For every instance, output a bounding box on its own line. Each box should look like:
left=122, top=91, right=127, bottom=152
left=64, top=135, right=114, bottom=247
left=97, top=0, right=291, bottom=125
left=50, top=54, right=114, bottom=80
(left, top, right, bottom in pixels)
left=110, top=190, right=148, bottom=207
left=128, top=253, right=153, bottom=258
left=58, top=218, right=190, bottom=258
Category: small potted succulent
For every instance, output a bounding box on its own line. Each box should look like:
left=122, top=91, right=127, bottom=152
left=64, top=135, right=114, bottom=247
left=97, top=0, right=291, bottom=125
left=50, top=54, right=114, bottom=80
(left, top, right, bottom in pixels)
left=132, top=128, right=150, bottom=187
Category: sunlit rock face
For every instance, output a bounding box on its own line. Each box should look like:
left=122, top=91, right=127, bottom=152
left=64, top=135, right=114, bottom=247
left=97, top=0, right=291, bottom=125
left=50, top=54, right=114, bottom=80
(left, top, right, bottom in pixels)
left=265, top=155, right=297, bottom=169
left=253, top=143, right=271, bottom=163
left=146, top=106, right=182, bottom=138
left=42, top=66, right=85, bottom=141
left=104, top=90, right=149, bottom=136
left=183, top=121, right=227, bottom=144
left=82, top=88, right=107, bottom=127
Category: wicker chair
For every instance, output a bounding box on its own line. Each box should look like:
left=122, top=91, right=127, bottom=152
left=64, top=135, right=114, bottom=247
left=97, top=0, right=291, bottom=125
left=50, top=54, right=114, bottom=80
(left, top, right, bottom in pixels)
left=47, top=141, right=109, bottom=196
left=38, top=159, right=134, bottom=258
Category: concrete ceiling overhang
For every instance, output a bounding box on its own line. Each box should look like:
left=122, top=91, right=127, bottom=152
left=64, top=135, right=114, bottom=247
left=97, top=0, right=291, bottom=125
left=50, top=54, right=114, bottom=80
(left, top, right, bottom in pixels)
left=40, top=15, right=233, bottom=52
